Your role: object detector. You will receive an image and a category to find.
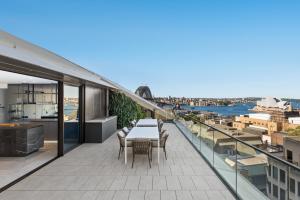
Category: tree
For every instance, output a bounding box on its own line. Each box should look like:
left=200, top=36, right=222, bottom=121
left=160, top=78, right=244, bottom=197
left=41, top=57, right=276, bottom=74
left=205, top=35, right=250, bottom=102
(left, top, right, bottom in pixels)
left=287, top=126, right=300, bottom=136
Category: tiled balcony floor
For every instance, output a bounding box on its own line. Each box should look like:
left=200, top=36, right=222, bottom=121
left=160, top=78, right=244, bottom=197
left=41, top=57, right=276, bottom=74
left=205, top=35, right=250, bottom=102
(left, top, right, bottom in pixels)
left=0, top=123, right=234, bottom=200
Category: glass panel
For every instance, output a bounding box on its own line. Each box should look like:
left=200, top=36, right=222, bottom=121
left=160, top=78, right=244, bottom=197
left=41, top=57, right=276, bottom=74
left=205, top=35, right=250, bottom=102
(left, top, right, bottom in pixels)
left=273, top=184, right=278, bottom=198
left=280, top=169, right=286, bottom=184
left=273, top=166, right=278, bottom=180
left=280, top=188, right=286, bottom=200
left=298, top=181, right=300, bottom=197
left=190, top=122, right=201, bottom=150
left=290, top=177, right=295, bottom=194
left=236, top=141, right=269, bottom=199
left=193, top=122, right=201, bottom=151
left=0, top=70, right=58, bottom=189
left=64, top=85, right=80, bottom=152
left=213, top=130, right=237, bottom=193
left=198, top=123, right=213, bottom=165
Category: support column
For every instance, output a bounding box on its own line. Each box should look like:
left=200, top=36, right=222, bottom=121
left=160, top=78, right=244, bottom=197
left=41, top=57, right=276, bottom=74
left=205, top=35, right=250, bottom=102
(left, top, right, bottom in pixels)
left=79, top=84, right=85, bottom=143
left=57, top=81, right=64, bottom=156
left=106, top=88, right=109, bottom=117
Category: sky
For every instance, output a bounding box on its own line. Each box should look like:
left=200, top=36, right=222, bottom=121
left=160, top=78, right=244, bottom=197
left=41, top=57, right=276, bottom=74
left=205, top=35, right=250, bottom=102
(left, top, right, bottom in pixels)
left=1, top=0, right=300, bottom=98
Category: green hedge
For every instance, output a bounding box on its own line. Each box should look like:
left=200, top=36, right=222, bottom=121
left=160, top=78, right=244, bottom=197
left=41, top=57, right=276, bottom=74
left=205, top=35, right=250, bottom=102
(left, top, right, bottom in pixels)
left=109, top=92, right=146, bottom=128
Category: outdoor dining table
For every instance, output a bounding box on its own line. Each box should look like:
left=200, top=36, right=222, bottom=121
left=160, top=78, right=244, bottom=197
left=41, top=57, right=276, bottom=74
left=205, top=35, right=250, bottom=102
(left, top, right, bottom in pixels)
left=125, top=126, right=160, bottom=164
left=135, top=119, right=158, bottom=127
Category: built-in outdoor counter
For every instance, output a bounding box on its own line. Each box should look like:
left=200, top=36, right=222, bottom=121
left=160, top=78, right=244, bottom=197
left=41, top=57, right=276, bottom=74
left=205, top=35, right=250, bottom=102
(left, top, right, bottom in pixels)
left=85, top=116, right=117, bottom=143
left=0, top=123, right=44, bottom=156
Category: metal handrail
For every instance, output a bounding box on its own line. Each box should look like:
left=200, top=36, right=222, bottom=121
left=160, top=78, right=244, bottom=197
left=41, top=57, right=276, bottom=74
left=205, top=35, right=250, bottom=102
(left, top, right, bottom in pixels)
left=175, top=116, right=300, bottom=171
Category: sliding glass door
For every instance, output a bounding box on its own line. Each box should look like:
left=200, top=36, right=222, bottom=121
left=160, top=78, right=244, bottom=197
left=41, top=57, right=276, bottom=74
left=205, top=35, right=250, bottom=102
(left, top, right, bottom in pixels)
left=0, top=69, right=58, bottom=190
left=63, top=85, right=80, bottom=152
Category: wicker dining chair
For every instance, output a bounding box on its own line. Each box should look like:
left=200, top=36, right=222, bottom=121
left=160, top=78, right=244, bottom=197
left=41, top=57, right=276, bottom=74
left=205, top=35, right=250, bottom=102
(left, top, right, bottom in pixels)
left=122, top=127, right=130, bottom=135
left=158, top=121, right=164, bottom=132
left=159, top=129, right=167, bottom=138
left=130, top=120, right=136, bottom=127
left=132, top=139, right=152, bottom=168
left=117, top=131, right=132, bottom=160
left=152, top=133, right=169, bottom=160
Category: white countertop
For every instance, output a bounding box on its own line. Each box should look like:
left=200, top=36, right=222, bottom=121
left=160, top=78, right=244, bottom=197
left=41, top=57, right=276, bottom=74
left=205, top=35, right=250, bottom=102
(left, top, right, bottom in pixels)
left=86, top=116, right=117, bottom=123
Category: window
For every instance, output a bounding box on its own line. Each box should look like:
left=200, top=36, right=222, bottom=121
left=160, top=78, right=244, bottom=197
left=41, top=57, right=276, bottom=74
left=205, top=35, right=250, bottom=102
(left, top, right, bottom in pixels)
left=298, top=182, right=300, bottom=197
left=287, top=150, right=293, bottom=163
left=273, top=184, right=278, bottom=198
left=280, top=188, right=286, bottom=200
left=290, top=178, right=295, bottom=194
left=267, top=181, right=271, bottom=194
left=273, top=166, right=278, bottom=180
left=268, top=165, right=272, bottom=176
left=280, top=169, right=286, bottom=183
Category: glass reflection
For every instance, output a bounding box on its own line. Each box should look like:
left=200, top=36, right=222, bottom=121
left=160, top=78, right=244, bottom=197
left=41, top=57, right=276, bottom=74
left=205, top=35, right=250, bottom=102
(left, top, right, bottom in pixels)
left=64, top=85, right=80, bottom=152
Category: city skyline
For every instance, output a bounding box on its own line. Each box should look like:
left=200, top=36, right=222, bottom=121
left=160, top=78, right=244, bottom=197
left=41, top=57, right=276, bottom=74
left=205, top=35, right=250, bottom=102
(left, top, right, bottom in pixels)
left=1, top=1, right=300, bottom=98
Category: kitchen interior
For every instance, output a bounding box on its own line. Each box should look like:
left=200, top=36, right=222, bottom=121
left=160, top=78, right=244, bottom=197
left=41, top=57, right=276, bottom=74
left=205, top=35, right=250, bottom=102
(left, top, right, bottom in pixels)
left=0, top=70, right=58, bottom=188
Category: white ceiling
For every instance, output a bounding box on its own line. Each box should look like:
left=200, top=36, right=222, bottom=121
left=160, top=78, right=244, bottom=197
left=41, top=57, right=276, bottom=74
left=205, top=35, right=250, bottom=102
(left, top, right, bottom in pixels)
left=0, top=70, right=56, bottom=84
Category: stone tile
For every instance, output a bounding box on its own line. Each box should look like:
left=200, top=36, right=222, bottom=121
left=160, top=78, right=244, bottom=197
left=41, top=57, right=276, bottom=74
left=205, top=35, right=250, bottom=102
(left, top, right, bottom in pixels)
left=96, top=191, right=116, bottom=200
left=129, top=191, right=145, bottom=200
left=191, top=176, right=210, bottom=190
left=109, top=176, right=127, bottom=190
left=166, top=176, right=181, bottom=190
left=204, top=176, right=227, bottom=190
left=124, top=176, right=140, bottom=190
left=161, top=191, right=176, bottom=200
left=221, top=190, right=235, bottom=200
left=153, top=176, right=167, bottom=190
left=190, top=191, right=209, bottom=200
left=95, top=176, right=115, bottom=190
left=81, top=176, right=102, bottom=190
left=178, top=176, right=196, bottom=190
left=80, top=191, right=99, bottom=200
left=158, top=166, right=171, bottom=176
left=176, top=191, right=193, bottom=200
left=145, top=191, right=160, bottom=200
left=139, top=176, right=153, bottom=190
left=206, top=190, right=227, bottom=200
left=113, top=191, right=130, bottom=200
left=67, top=176, right=89, bottom=190
left=0, top=191, right=35, bottom=200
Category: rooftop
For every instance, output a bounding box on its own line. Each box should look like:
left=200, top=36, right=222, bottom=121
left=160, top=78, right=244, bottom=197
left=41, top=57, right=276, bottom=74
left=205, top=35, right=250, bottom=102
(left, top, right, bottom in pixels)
left=0, top=123, right=234, bottom=200
left=285, top=136, right=300, bottom=143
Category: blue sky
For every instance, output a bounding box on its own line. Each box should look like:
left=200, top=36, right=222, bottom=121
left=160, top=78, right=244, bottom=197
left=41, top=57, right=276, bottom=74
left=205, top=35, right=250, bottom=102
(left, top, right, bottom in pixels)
left=1, top=0, right=300, bottom=98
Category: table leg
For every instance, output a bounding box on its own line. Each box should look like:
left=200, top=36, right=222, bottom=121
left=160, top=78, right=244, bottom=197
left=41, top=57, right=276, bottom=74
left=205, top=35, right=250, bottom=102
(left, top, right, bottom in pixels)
left=125, top=138, right=127, bottom=164
left=158, top=139, right=160, bottom=164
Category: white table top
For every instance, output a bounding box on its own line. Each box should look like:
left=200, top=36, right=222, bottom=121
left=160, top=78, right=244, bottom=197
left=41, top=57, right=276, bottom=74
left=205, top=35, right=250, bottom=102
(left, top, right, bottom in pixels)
left=136, top=119, right=158, bottom=127
left=126, top=127, right=159, bottom=140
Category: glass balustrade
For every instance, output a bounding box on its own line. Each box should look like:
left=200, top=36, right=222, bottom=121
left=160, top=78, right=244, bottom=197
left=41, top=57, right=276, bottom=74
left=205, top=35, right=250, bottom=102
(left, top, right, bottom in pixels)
left=174, top=118, right=300, bottom=200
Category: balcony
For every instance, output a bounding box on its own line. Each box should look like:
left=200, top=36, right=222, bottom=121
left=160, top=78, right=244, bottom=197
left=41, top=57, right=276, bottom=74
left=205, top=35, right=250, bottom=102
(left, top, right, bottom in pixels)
left=0, top=123, right=234, bottom=200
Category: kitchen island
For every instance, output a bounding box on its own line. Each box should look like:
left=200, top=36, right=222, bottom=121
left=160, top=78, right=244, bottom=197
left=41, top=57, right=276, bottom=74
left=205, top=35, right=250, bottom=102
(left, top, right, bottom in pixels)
left=0, top=123, right=44, bottom=156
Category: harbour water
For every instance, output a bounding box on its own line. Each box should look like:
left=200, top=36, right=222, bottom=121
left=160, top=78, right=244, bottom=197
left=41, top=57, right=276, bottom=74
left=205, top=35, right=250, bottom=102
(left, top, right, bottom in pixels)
left=174, top=99, right=300, bottom=117
left=181, top=103, right=255, bottom=117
